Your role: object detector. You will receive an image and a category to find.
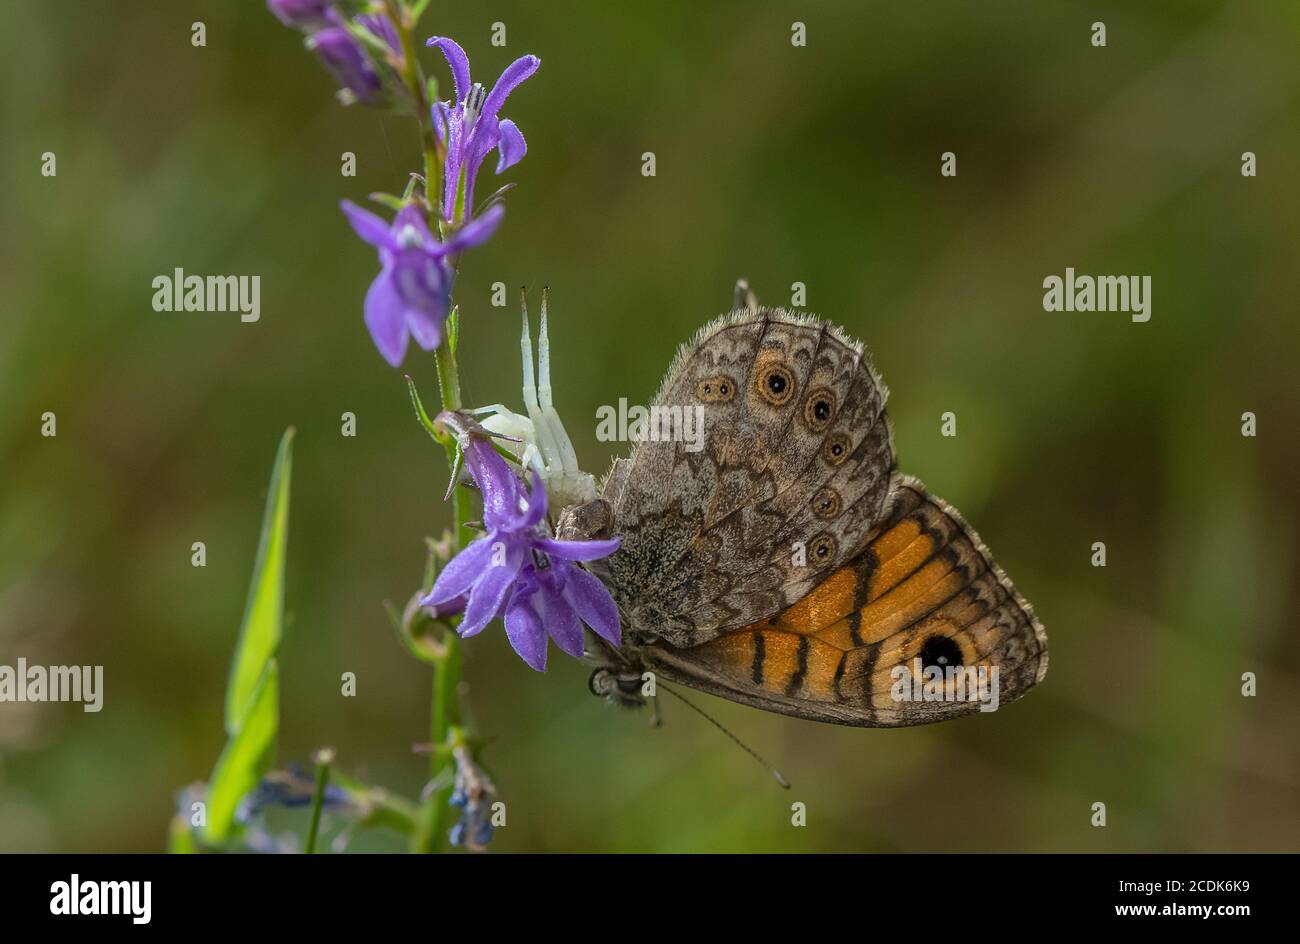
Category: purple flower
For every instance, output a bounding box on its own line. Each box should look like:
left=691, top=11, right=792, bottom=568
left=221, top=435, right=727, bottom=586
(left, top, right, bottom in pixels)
left=421, top=414, right=621, bottom=671
left=241, top=767, right=355, bottom=817
left=307, top=25, right=383, bottom=104
left=354, top=13, right=399, bottom=54
left=427, top=37, right=539, bottom=221
left=268, top=3, right=399, bottom=104
left=421, top=594, right=467, bottom=621
left=267, top=0, right=334, bottom=31
left=340, top=201, right=503, bottom=365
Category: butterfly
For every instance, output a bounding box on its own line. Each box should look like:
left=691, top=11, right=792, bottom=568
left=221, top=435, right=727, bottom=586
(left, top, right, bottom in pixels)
left=558, top=282, right=1047, bottom=727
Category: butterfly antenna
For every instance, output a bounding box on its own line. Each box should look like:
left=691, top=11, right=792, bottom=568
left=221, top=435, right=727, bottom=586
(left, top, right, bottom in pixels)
left=658, top=683, right=790, bottom=790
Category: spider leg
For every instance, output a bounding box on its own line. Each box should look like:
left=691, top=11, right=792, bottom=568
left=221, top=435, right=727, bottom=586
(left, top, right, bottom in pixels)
left=537, top=287, right=582, bottom=475
left=520, top=291, right=563, bottom=472
left=520, top=443, right=545, bottom=475
left=471, top=404, right=533, bottom=452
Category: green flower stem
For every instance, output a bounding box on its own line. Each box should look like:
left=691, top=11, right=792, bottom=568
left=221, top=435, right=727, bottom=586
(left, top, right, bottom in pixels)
left=385, top=0, right=443, bottom=219
left=304, top=749, right=334, bottom=854
left=434, top=320, right=478, bottom=549
left=388, top=1, right=477, bottom=854
left=434, top=330, right=462, bottom=412
left=420, top=633, right=462, bottom=850
left=410, top=338, right=475, bottom=853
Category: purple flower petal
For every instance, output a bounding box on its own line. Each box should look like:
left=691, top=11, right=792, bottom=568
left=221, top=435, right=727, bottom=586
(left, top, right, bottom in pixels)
left=510, top=470, right=548, bottom=530
left=459, top=547, right=521, bottom=637
left=308, top=26, right=382, bottom=103
left=391, top=254, right=450, bottom=319
left=267, top=0, right=333, bottom=31
left=432, top=101, right=451, bottom=142
left=504, top=591, right=547, bottom=671
left=363, top=268, right=409, bottom=366
left=427, top=37, right=472, bottom=103
left=422, top=593, right=467, bottom=620
left=444, top=204, right=504, bottom=254
left=561, top=564, right=621, bottom=646
left=464, top=437, right=521, bottom=528
left=424, top=536, right=495, bottom=606
left=480, top=55, right=540, bottom=125
left=496, top=119, right=527, bottom=173
left=391, top=204, right=435, bottom=247
left=459, top=115, right=501, bottom=213
left=440, top=110, right=466, bottom=217
left=534, top=536, right=621, bottom=562
left=536, top=584, right=583, bottom=659
left=406, top=308, right=443, bottom=350
left=340, top=200, right=392, bottom=249
left=355, top=13, right=398, bottom=53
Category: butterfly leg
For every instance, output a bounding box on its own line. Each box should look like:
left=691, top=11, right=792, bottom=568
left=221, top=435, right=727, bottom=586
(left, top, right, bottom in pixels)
left=646, top=690, right=663, bottom=727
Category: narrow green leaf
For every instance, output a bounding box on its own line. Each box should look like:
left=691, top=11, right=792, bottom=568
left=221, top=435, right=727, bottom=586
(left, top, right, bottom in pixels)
left=405, top=376, right=445, bottom=445
left=369, top=191, right=408, bottom=212
left=167, top=815, right=198, bottom=853
left=224, top=428, right=294, bottom=732
left=446, top=305, right=459, bottom=356
left=205, top=660, right=280, bottom=843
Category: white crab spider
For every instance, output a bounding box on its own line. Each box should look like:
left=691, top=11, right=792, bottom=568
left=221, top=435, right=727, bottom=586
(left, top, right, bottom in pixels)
left=471, top=289, right=598, bottom=512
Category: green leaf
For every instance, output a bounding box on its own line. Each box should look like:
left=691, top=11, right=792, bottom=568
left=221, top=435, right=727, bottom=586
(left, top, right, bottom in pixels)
left=200, top=428, right=293, bottom=845
left=224, top=428, right=294, bottom=732
left=405, top=376, right=445, bottom=446
left=446, top=305, right=459, bottom=356
left=205, top=660, right=280, bottom=843
left=167, top=815, right=198, bottom=854
left=369, top=191, right=408, bottom=212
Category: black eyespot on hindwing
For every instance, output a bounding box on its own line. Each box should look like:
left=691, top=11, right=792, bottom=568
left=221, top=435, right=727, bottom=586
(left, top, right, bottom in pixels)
left=919, top=635, right=963, bottom=670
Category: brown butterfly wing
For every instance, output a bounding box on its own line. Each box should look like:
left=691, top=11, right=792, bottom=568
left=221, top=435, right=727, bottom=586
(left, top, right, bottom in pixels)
left=638, top=476, right=1048, bottom=727
left=603, top=309, right=895, bottom=648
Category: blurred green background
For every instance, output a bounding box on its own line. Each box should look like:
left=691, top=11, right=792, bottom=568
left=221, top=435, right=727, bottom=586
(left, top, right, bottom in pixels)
left=2, top=0, right=1298, bottom=853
